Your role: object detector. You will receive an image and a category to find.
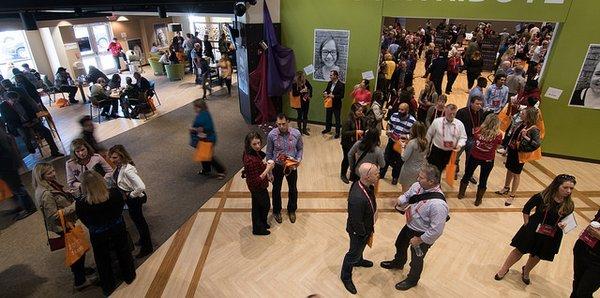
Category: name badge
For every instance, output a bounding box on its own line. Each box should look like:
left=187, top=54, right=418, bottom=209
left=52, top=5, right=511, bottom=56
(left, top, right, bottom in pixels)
left=579, top=229, right=599, bottom=249
left=443, top=140, right=454, bottom=149
left=492, top=99, right=501, bottom=107
left=536, top=224, right=557, bottom=237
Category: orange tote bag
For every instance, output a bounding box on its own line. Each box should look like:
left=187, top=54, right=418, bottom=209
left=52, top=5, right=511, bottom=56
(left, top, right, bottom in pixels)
left=444, top=151, right=457, bottom=187
left=193, top=141, right=214, bottom=162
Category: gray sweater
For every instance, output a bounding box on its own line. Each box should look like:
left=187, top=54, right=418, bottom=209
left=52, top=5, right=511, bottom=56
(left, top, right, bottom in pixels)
left=347, top=141, right=385, bottom=175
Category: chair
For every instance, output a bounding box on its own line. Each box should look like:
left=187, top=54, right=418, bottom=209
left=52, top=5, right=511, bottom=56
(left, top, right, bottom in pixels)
left=149, top=80, right=161, bottom=107
left=41, top=75, right=66, bottom=106
left=165, top=63, right=185, bottom=81
left=36, top=111, right=66, bottom=154
left=148, top=58, right=165, bottom=76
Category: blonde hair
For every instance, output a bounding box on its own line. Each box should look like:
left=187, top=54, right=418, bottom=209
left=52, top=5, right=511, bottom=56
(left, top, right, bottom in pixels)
left=478, top=114, right=500, bottom=141
left=108, top=145, right=135, bottom=166
left=32, top=163, right=54, bottom=191
left=81, top=171, right=109, bottom=205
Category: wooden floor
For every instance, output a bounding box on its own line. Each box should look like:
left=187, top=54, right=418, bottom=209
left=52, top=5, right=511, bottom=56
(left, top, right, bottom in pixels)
left=111, top=119, right=599, bottom=297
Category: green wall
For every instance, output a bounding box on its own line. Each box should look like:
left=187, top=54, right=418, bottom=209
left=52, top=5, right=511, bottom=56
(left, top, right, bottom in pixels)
left=280, top=0, right=600, bottom=160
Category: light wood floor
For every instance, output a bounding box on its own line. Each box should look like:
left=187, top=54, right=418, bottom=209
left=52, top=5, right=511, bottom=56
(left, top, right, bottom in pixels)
left=111, top=117, right=599, bottom=297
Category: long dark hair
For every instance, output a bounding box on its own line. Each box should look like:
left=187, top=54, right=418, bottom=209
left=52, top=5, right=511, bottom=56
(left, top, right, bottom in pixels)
left=358, top=128, right=381, bottom=152
left=244, top=131, right=263, bottom=155
left=540, top=174, right=576, bottom=216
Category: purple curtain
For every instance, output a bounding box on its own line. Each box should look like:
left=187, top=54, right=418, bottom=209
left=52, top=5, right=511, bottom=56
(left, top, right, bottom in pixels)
left=263, top=1, right=296, bottom=97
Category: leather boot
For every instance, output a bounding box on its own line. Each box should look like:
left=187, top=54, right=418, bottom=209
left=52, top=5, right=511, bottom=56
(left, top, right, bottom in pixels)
left=474, top=187, right=486, bottom=206
left=457, top=181, right=468, bottom=199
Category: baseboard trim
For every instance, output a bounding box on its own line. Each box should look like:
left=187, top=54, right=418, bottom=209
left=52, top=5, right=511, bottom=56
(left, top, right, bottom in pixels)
left=542, top=152, right=600, bottom=164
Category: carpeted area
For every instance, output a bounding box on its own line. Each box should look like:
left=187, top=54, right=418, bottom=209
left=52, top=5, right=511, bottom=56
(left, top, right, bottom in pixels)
left=0, top=91, right=255, bottom=297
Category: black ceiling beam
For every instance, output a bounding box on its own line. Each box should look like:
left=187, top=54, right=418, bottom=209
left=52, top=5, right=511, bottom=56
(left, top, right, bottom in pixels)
left=0, top=0, right=235, bottom=13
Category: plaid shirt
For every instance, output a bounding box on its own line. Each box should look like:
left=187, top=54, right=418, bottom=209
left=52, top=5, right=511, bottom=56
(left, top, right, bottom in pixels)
left=242, top=151, right=269, bottom=192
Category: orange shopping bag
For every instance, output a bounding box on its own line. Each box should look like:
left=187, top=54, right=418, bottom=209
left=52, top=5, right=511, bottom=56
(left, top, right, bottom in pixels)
left=59, top=210, right=90, bottom=267
left=0, top=179, right=13, bottom=202
left=324, top=96, right=333, bottom=108
left=393, top=140, right=404, bottom=154
left=445, top=151, right=457, bottom=187
left=289, top=91, right=301, bottom=109
left=193, top=141, right=214, bottom=162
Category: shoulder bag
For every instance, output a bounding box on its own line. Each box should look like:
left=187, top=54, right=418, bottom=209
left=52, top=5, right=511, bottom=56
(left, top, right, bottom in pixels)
left=349, top=149, right=369, bottom=182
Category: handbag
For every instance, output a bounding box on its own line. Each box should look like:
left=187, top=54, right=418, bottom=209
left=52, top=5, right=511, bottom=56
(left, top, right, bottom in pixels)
left=40, top=207, right=65, bottom=251
left=58, top=210, right=90, bottom=266
left=283, top=158, right=300, bottom=176
left=324, top=96, right=333, bottom=109
left=517, top=126, right=540, bottom=153
left=193, top=141, right=214, bottom=162
left=0, top=179, right=13, bottom=202
left=289, top=91, right=301, bottom=109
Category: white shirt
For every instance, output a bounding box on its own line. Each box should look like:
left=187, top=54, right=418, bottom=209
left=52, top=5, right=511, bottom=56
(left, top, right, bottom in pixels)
left=426, top=117, right=467, bottom=151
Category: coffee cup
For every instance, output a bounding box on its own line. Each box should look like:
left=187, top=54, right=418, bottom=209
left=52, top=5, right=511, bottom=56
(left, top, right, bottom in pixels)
left=591, top=221, right=600, bottom=229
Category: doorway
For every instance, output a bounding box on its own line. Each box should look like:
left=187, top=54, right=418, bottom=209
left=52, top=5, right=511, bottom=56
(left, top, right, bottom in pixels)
left=74, top=23, right=116, bottom=74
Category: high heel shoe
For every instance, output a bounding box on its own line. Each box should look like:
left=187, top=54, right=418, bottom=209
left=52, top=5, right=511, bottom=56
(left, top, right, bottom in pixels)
left=495, top=187, right=510, bottom=195
left=521, top=266, right=531, bottom=285
left=494, top=269, right=509, bottom=281
left=505, top=195, right=515, bottom=206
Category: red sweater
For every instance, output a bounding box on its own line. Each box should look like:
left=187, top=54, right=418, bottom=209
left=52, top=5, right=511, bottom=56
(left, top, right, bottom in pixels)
left=242, top=151, right=269, bottom=192
left=470, top=130, right=503, bottom=161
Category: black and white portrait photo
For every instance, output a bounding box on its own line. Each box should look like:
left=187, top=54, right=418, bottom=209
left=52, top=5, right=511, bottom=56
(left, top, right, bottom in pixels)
left=313, top=29, right=350, bottom=83
left=569, top=44, right=600, bottom=109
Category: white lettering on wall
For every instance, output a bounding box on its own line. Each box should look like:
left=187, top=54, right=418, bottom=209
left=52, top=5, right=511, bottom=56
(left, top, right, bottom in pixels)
left=412, top=0, right=566, bottom=3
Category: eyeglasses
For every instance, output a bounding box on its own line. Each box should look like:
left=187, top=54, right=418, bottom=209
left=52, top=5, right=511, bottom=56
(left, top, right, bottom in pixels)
left=321, top=50, right=337, bottom=57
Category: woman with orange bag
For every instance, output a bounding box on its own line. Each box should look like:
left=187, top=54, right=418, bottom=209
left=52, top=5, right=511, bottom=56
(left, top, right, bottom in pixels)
left=190, top=99, right=226, bottom=179
left=291, top=71, right=312, bottom=135
left=33, top=163, right=96, bottom=291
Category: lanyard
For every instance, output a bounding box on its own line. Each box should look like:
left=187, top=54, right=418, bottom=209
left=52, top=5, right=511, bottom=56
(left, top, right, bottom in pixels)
left=468, top=107, right=479, bottom=130
left=357, top=182, right=375, bottom=214
left=541, top=204, right=561, bottom=226
left=442, top=119, right=458, bottom=140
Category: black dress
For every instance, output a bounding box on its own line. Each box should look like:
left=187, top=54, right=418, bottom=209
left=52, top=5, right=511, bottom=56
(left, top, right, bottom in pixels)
left=510, top=194, right=567, bottom=261
left=505, top=125, right=525, bottom=174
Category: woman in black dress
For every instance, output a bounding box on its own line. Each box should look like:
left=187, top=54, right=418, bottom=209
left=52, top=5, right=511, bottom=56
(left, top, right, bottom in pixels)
left=494, top=174, right=576, bottom=285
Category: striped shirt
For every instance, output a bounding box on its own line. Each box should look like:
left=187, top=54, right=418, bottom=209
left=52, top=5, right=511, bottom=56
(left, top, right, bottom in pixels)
left=388, top=112, right=416, bottom=139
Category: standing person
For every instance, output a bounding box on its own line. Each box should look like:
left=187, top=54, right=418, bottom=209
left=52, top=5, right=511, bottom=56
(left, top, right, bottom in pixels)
left=506, top=66, right=526, bottom=99
left=0, top=129, right=37, bottom=220
left=381, top=164, right=449, bottom=291
left=32, top=163, right=95, bottom=290
left=417, top=80, right=438, bottom=123
left=469, top=76, right=488, bottom=103
left=454, top=96, right=484, bottom=182
left=365, top=91, right=386, bottom=130
left=189, top=99, right=226, bottom=179
left=66, top=138, right=113, bottom=190
left=444, top=51, right=462, bottom=94
left=242, top=132, right=275, bottom=235
left=218, top=56, right=233, bottom=95
left=571, top=208, right=600, bottom=298
left=76, top=171, right=136, bottom=296
left=428, top=50, right=449, bottom=95
left=79, top=116, right=105, bottom=155
left=107, top=38, right=125, bottom=73
left=398, top=122, right=428, bottom=192
left=484, top=74, right=510, bottom=115
left=291, top=71, right=312, bottom=135
left=465, top=51, right=484, bottom=90
left=380, top=103, right=416, bottom=185
left=14, top=74, right=45, bottom=109
left=108, top=145, right=153, bottom=258
left=322, top=70, right=345, bottom=139
left=340, top=103, right=366, bottom=184
left=347, top=128, right=385, bottom=182
left=191, top=43, right=203, bottom=75
left=203, top=34, right=215, bottom=62
left=266, top=113, right=303, bottom=224
left=183, top=34, right=195, bottom=73
left=218, top=32, right=230, bottom=57
left=495, top=174, right=576, bottom=285
left=351, top=79, right=372, bottom=106
left=382, top=54, right=396, bottom=94
left=457, top=114, right=503, bottom=206
left=425, top=94, right=447, bottom=128
left=340, top=163, right=379, bottom=294
left=198, top=56, right=212, bottom=100
left=426, top=104, right=467, bottom=173
left=54, top=67, right=79, bottom=104
left=496, top=107, right=541, bottom=206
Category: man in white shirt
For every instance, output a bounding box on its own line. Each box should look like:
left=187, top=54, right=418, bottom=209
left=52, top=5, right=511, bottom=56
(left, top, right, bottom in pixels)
left=425, top=104, right=467, bottom=172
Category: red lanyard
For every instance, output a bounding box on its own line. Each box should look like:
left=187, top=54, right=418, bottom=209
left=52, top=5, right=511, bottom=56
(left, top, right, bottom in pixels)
left=541, top=204, right=561, bottom=226
left=468, top=107, right=479, bottom=130
left=442, top=120, right=458, bottom=139
left=357, top=182, right=375, bottom=214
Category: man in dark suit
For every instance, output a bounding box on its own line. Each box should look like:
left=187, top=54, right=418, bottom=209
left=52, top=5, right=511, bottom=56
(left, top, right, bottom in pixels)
left=322, top=70, right=345, bottom=139
left=454, top=95, right=484, bottom=183
left=341, top=162, right=379, bottom=294
left=428, top=51, right=449, bottom=95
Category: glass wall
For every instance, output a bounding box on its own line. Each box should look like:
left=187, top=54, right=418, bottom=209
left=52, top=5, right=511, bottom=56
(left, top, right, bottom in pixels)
left=0, top=30, right=35, bottom=79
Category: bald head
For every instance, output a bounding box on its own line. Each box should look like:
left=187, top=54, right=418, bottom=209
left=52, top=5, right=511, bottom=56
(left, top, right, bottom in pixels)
left=358, top=163, right=379, bottom=186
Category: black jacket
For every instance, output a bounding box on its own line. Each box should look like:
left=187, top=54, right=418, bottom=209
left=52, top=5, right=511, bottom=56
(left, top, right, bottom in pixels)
left=465, top=57, right=483, bottom=75
left=346, top=181, right=377, bottom=237
left=429, top=56, right=448, bottom=80
left=291, top=81, right=313, bottom=99
left=0, top=129, right=22, bottom=188
left=324, top=80, right=345, bottom=110
left=455, top=106, right=483, bottom=139
left=341, top=115, right=365, bottom=148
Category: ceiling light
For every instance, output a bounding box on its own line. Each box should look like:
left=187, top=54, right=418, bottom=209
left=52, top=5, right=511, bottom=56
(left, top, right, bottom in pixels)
left=117, top=16, right=129, bottom=22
